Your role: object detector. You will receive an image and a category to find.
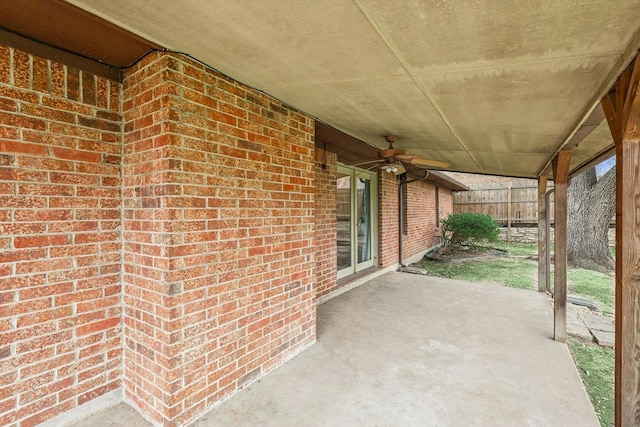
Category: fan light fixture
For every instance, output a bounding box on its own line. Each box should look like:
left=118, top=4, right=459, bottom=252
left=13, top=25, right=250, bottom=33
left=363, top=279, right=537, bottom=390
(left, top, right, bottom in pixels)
left=382, top=165, right=398, bottom=173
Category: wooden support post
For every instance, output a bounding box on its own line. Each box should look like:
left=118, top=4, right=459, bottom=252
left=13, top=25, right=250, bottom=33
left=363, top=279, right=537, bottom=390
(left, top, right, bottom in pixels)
left=552, top=151, right=571, bottom=343
left=537, top=176, right=548, bottom=292
left=545, top=190, right=551, bottom=292
left=506, top=185, right=512, bottom=242
left=602, top=55, right=640, bottom=427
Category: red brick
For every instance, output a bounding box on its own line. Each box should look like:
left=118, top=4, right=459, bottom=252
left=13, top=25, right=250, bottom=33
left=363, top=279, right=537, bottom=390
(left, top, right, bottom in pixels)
left=0, top=112, right=46, bottom=131
left=32, top=57, right=49, bottom=93
left=20, top=103, right=75, bottom=124
left=51, top=147, right=101, bottom=163
left=13, top=50, right=30, bottom=89
left=108, top=80, right=120, bottom=111
left=0, top=125, right=19, bottom=140
left=0, top=86, right=39, bottom=104
left=17, top=306, right=72, bottom=328
left=50, top=62, right=65, bottom=98
left=0, top=97, right=17, bottom=112
left=20, top=400, right=74, bottom=427
left=14, top=209, right=72, bottom=222
left=0, top=248, right=47, bottom=264
left=81, top=71, right=96, bottom=105
left=0, top=45, right=9, bottom=84
left=76, top=317, right=120, bottom=336
left=8, top=169, right=47, bottom=182
left=66, top=66, right=80, bottom=101
left=17, top=183, right=74, bottom=197
left=0, top=140, right=46, bottom=156
left=96, top=78, right=109, bottom=109
left=14, top=234, right=70, bottom=248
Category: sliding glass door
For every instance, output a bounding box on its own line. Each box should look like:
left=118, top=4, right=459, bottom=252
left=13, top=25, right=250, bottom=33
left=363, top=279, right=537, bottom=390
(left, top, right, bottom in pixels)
left=337, top=165, right=377, bottom=278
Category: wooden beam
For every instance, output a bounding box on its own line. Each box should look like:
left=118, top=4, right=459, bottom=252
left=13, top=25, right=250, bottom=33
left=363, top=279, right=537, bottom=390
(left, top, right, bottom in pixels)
left=602, top=54, right=640, bottom=427
left=545, top=189, right=552, bottom=295
left=537, top=176, right=548, bottom=293
left=552, top=150, right=571, bottom=342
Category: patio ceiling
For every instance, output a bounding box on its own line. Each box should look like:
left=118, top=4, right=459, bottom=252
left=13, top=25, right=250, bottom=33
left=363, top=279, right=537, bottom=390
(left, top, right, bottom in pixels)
left=62, top=1, right=640, bottom=177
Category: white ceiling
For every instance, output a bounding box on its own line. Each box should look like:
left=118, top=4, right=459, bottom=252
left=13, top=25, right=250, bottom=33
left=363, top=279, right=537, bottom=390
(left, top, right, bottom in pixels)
left=68, top=0, right=640, bottom=177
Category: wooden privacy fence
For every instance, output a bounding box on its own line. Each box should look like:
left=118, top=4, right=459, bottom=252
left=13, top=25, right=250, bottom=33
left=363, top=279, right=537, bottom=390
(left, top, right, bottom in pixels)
left=453, top=183, right=554, bottom=226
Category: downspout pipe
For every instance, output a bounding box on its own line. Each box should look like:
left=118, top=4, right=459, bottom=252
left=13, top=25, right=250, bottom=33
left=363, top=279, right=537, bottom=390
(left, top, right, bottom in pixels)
left=545, top=188, right=555, bottom=296
left=544, top=187, right=598, bottom=310
left=398, top=170, right=430, bottom=268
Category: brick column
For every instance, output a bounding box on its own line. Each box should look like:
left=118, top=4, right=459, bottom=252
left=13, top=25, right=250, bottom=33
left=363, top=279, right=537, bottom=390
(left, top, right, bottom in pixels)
left=314, top=148, right=337, bottom=299
left=122, top=52, right=316, bottom=426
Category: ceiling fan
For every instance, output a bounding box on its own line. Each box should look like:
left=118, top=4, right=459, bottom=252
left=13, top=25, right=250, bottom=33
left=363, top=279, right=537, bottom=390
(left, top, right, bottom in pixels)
left=352, top=135, right=449, bottom=175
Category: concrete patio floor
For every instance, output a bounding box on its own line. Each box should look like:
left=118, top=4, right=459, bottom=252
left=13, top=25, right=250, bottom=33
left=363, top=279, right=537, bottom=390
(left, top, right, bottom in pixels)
left=68, top=273, right=599, bottom=427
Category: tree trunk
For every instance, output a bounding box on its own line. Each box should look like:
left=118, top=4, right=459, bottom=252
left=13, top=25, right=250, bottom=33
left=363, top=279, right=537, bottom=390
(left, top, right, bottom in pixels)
left=566, top=166, right=616, bottom=272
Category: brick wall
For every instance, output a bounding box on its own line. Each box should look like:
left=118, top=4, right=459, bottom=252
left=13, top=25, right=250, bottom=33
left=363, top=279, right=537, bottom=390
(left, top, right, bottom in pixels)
left=0, top=46, right=122, bottom=426
left=402, top=182, right=437, bottom=258
left=378, top=172, right=399, bottom=268
left=314, top=148, right=337, bottom=299
left=0, top=42, right=455, bottom=426
left=316, top=160, right=453, bottom=298
left=122, top=52, right=316, bottom=426
left=379, top=176, right=453, bottom=267
left=439, top=188, right=452, bottom=224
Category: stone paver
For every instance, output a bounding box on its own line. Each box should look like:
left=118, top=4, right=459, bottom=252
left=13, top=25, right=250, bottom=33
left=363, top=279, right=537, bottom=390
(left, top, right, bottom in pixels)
left=567, top=312, right=593, bottom=340
left=565, top=299, right=615, bottom=348
left=581, top=311, right=615, bottom=333
left=592, top=330, right=615, bottom=348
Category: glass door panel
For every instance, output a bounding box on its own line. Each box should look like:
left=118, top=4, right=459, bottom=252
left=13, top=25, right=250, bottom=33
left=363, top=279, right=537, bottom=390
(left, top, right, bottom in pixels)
left=356, top=176, right=372, bottom=266
left=336, top=172, right=352, bottom=275
left=336, top=166, right=377, bottom=279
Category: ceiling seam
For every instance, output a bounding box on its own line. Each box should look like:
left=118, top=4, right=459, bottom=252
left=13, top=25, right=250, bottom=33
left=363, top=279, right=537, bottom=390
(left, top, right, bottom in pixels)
left=352, top=0, right=484, bottom=173
left=263, top=51, right=621, bottom=92
left=410, top=52, right=622, bottom=77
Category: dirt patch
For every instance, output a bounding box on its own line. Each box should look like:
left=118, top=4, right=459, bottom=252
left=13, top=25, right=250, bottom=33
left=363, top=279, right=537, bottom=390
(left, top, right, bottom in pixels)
left=426, top=246, right=509, bottom=263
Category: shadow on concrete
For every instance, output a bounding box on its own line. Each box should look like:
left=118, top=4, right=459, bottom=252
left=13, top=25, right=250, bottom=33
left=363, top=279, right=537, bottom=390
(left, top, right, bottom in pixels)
left=69, top=272, right=599, bottom=427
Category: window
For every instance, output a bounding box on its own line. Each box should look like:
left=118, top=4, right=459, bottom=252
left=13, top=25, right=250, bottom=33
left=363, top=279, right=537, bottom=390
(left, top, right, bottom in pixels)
left=336, top=165, right=378, bottom=278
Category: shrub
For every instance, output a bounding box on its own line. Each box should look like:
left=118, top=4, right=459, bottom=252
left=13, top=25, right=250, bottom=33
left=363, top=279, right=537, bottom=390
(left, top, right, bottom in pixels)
left=441, top=212, right=500, bottom=250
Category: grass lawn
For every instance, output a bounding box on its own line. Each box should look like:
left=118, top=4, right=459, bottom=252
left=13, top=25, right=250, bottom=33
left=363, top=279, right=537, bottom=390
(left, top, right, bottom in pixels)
left=420, top=242, right=615, bottom=427
left=421, top=257, right=536, bottom=289
left=568, top=268, right=615, bottom=316
left=494, top=241, right=539, bottom=256
left=570, top=339, right=615, bottom=427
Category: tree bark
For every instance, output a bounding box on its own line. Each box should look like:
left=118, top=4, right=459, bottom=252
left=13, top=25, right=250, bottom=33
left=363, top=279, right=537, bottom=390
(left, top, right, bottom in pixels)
left=567, top=166, right=616, bottom=272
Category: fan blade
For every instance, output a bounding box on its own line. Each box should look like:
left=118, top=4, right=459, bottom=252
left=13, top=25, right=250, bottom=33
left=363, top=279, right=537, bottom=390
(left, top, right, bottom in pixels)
left=395, top=154, right=418, bottom=161
left=408, top=157, right=449, bottom=168
left=348, top=159, right=385, bottom=167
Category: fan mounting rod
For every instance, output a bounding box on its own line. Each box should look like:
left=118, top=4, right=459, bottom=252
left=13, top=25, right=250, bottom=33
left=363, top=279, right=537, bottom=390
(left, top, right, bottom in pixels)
left=379, top=134, right=405, bottom=159
left=384, top=134, right=397, bottom=145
